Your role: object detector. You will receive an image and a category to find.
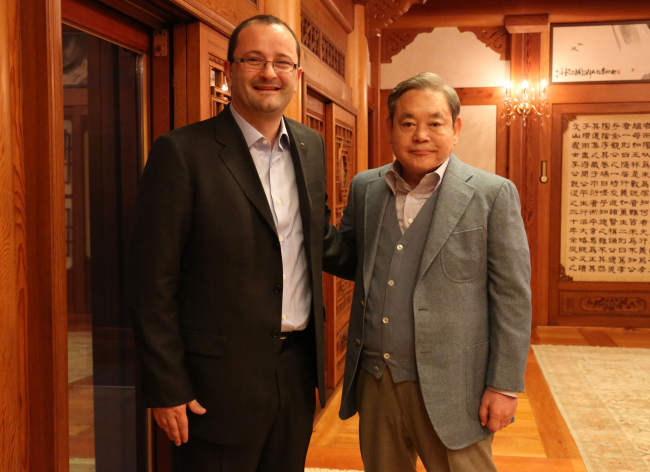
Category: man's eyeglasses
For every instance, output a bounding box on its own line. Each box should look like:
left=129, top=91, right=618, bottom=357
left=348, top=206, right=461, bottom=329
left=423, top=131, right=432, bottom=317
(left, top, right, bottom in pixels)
left=231, top=57, right=298, bottom=73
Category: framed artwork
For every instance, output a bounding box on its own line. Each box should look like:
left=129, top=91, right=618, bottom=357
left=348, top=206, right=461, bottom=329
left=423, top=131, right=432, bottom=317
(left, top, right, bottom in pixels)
left=551, top=21, right=650, bottom=84
left=62, top=32, right=88, bottom=87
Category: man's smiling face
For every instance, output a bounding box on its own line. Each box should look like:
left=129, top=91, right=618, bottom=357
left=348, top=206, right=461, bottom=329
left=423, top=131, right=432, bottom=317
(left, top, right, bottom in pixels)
left=225, top=22, right=302, bottom=120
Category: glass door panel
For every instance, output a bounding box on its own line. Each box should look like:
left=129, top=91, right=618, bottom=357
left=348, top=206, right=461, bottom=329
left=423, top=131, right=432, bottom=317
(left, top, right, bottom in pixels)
left=64, top=24, right=145, bottom=472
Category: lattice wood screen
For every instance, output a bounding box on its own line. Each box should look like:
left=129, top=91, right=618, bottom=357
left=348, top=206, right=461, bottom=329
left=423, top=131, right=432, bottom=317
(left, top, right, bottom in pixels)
left=209, top=53, right=230, bottom=117
left=301, top=14, right=345, bottom=79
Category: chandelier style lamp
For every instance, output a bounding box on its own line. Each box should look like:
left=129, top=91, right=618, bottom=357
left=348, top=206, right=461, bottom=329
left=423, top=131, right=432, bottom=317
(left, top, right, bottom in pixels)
left=501, top=79, right=550, bottom=126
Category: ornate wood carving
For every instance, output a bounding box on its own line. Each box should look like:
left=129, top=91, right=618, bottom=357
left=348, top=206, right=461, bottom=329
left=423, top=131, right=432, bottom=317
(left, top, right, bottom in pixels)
left=580, top=297, right=646, bottom=312
left=322, top=37, right=345, bottom=78
left=381, top=28, right=433, bottom=63
left=457, top=27, right=510, bottom=61
left=366, top=0, right=427, bottom=37
left=301, top=14, right=346, bottom=79
left=562, top=114, right=578, bottom=134
left=559, top=264, right=574, bottom=282
left=301, top=15, right=321, bottom=58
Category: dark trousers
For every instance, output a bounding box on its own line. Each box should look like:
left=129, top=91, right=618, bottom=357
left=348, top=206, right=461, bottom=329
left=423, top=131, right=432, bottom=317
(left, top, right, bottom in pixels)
left=172, top=327, right=317, bottom=472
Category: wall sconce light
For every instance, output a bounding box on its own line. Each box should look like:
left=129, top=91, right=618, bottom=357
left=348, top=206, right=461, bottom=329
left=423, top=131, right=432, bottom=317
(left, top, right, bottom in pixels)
left=501, top=79, right=550, bottom=126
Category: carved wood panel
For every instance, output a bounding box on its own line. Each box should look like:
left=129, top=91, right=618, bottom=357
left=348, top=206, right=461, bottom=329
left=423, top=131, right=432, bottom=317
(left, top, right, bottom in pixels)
left=301, top=13, right=345, bottom=79
left=381, top=28, right=433, bottom=63
left=457, top=26, right=510, bottom=61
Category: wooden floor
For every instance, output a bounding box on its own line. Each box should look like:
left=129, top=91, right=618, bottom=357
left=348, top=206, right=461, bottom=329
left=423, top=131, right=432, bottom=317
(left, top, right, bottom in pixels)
left=305, top=326, right=650, bottom=471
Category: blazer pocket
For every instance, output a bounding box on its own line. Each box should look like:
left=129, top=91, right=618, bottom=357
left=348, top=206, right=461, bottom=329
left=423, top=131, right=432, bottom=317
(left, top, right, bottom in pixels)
left=180, top=326, right=228, bottom=358
left=465, top=341, right=489, bottom=420
left=441, top=227, right=485, bottom=283
left=308, top=179, right=325, bottom=197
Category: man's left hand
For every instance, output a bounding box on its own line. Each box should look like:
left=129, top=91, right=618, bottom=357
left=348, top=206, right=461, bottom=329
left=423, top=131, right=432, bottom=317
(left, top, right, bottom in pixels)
left=479, top=389, right=518, bottom=432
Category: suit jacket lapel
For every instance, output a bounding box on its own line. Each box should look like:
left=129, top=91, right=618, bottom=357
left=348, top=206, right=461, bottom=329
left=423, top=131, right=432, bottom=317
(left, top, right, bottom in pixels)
left=214, top=107, right=277, bottom=235
left=363, top=171, right=391, bottom=295
left=418, top=155, right=475, bottom=280
left=285, top=121, right=312, bottom=254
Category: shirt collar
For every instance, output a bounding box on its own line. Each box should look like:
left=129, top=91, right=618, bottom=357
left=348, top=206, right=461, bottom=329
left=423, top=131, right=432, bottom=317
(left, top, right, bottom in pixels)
left=385, top=156, right=450, bottom=196
left=230, top=104, right=290, bottom=151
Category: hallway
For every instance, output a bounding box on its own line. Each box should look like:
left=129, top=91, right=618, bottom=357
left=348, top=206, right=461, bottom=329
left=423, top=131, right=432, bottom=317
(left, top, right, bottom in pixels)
left=305, top=326, right=650, bottom=472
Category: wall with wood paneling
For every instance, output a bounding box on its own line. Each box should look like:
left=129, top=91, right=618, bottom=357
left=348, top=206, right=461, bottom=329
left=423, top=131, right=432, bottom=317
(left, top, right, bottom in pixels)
left=0, top=0, right=27, bottom=470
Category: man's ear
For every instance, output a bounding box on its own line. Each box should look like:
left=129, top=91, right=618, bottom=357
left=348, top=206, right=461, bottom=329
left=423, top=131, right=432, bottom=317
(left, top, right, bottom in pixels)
left=384, top=115, right=394, bottom=143
left=224, top=60, right=233, bottom=90
left=452, top=115, right=462, bottom=146
left=294, top=67, right=303, bottom=92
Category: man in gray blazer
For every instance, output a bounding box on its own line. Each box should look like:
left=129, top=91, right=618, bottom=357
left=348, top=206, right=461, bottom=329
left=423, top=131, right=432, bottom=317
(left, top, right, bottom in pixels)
left=327, top=72, right=532, bottom=471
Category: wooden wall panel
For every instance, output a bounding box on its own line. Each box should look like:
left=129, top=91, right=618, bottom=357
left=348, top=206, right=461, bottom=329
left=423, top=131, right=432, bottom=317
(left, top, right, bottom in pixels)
left=0, top=0, right=28, bottom=471
left=21, top=0, right=68, bottom=471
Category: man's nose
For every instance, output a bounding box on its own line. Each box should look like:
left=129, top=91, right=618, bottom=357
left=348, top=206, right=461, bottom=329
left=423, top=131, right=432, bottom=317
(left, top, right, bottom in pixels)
left=259, top=61, right=278, bottom=79
left=413, top=125, right=430, bottom=141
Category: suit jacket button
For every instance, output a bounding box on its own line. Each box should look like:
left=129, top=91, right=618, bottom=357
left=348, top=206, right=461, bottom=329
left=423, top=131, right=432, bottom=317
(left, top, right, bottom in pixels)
left=361, top=300, right=365, bottom=308
left=355, top=338, right=361, bottom=346
left=273, top=285, right=282, bottom=294
left=272, top=329, right=280, bottom=338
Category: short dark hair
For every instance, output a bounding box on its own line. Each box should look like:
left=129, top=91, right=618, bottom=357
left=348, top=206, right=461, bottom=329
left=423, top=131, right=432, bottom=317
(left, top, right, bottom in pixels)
left=228, top=15, right=301, bottom=66
left=387, top=72, right=461, bottom=124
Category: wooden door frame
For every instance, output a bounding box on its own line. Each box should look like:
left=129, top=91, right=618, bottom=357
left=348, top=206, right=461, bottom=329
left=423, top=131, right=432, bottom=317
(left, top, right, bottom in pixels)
left=18, top=0, right=172, bottom=470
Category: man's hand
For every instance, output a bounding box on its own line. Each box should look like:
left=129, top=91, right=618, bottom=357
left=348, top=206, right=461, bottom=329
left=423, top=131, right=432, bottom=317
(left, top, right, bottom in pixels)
left=479, top=389, right=517, bottom=432
left=153, top=399, right=206, bottom=446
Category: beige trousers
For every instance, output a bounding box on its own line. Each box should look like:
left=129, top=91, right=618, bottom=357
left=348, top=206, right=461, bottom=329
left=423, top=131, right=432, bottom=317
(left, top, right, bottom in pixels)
left=356, top=368, right=497, bottom=472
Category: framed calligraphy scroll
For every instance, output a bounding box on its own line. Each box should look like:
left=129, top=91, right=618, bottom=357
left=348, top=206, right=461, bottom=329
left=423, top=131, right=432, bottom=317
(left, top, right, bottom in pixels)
left=551, top=22, right=650, bottom=84
left=550, top=103, right=650, bottom=327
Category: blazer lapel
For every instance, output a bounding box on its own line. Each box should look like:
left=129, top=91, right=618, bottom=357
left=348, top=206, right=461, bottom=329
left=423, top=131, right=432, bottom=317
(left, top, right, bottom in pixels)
left=285, top=121, right=312, bottom=254
left=363, top=172, right=391, bottom=295
left=214, top=107, right=277, bottom=235
left=418, top=155, right=476, bottom=280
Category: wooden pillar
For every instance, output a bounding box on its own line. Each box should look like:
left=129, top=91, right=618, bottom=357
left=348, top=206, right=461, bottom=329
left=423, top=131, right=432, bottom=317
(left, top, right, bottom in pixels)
left=506, top=15, right=549, bottom=328
left=0, top=0, right=28, bottom=470
left=21, top=0, right=68, bottom=470
left=347, top=4, right=369, bottom=173
left=368, top=33, right=383, bottom=167
left=266, top=0, right=302, bottom=122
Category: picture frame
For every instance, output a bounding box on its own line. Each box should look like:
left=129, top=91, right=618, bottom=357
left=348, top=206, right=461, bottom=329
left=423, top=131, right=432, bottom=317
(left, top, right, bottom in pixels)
left=551, top=21, right=650, bottom=84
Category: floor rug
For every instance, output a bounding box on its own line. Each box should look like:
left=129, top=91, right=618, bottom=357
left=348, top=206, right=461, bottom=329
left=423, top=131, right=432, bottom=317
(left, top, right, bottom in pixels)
left=533, top=345, right=650, bottom=471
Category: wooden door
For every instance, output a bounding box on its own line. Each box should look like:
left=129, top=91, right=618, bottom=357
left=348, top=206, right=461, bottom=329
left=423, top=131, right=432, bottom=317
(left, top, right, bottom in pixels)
left=324, top=103, right=357, bottom=389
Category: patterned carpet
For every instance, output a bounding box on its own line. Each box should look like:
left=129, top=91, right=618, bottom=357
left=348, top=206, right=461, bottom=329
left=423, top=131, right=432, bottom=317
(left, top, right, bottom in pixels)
left=533, top=345, right=650, bottom=471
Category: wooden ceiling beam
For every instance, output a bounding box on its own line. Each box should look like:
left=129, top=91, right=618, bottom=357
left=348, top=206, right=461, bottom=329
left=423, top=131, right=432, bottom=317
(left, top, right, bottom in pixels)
left=505, top=15, right=549, bottom=34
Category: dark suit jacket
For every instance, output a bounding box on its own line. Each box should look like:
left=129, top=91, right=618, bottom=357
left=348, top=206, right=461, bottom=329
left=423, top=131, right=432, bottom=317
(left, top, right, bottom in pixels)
left=128, top=106, right=340, bottom=446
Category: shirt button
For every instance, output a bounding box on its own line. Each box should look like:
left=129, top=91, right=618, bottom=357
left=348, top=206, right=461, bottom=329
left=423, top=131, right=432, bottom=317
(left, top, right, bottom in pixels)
left=382, top=317, right=389, bottom=324
left=263, top=140, right=268, bottom=145
left=283, top=275, right=286, bottom=280
left=276, top=198, right=281, bottom=204
left=279, top=236, right=283, bottom=242
left=383, top=353, right=390, bottom=359
left=388, top=280, right=394, bottom=286
left=412, top=192, right=417, bottom=197
left=374, top=366, right=379, bottom=372
left=282, top=315, right=287, bottom=321
left=408, top=218, right=413, bottom=224
left=397, top=244, right=403, bottom=251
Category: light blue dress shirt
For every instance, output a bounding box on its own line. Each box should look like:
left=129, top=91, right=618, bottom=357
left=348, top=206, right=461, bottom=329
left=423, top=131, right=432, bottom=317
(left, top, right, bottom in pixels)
left=231, top=105, right=312, bottom=332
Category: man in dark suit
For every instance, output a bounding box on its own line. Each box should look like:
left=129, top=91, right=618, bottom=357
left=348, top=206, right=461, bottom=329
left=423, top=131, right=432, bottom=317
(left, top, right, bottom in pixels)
left=128, top=15, right=342, bottom=472
left=329, top=72, right=532, bottom=471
